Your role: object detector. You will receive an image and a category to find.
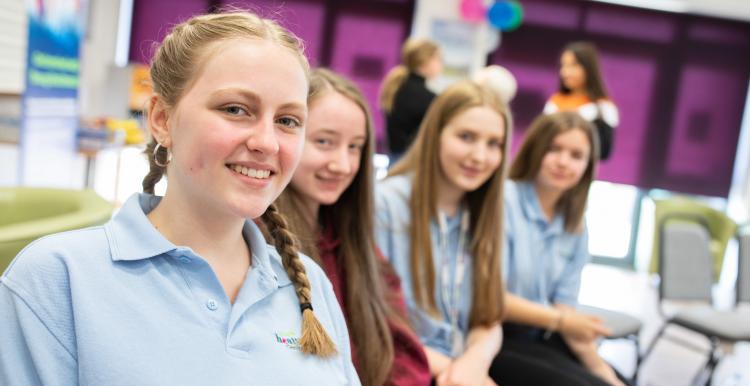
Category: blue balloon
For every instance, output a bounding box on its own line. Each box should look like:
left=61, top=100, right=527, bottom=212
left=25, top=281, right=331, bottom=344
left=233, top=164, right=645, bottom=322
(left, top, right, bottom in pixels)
left=488, top=1, right=515, bottom=30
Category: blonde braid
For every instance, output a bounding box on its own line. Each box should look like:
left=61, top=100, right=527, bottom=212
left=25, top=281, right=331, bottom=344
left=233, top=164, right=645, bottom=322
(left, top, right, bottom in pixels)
left=262, top=203, right=337, bottom=357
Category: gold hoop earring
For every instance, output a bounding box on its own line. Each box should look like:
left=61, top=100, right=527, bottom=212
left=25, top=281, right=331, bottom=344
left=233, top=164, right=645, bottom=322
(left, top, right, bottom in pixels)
left=153, top=143, right=172, bottom=168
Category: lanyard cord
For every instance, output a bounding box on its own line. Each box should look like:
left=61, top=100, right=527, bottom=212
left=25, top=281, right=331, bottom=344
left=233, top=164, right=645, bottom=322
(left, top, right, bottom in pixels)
left=438, top=208, right=470, bottom=355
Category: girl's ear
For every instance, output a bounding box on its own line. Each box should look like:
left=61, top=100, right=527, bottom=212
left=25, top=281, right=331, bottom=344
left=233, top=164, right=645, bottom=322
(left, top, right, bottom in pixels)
left=147, top=95, right=172, bottom=147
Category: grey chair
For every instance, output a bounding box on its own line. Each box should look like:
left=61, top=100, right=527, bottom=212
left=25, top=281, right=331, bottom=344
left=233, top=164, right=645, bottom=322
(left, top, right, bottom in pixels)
left=576, top=304, right=643, bottom=381
left=639, top=215, right=750, bottom=386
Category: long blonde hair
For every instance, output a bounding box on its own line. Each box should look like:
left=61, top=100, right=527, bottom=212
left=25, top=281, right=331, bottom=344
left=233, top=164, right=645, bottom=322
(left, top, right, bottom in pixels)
left=379, top=38, right=440, bottom=113
left=389, top=80, right=510, bottom=328
left=142, top=11, right=336, bottom=357
left=509, top=112, right=599, bottom=232
left=276, top=68, right=397, bottom=385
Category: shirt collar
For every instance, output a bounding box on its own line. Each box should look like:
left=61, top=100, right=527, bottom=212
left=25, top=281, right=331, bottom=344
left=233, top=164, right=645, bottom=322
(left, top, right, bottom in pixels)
left=106, top=193, right=291, bottom=286
left=517, top=181, right=565, bottom=234
left=105, top=193, right=176, bottom=261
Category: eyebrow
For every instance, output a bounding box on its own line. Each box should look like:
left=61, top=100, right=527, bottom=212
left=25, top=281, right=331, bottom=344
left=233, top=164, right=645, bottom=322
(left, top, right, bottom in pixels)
left=210, top=88, right=261, bottom=104
left=314, top=128, right=366, bottom=140
left=210, top=88, right=306, bottom=112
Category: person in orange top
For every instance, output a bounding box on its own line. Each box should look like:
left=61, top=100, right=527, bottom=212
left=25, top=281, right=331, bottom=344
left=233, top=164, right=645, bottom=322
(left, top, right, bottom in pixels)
left=544, top=42, right=619, bottom=160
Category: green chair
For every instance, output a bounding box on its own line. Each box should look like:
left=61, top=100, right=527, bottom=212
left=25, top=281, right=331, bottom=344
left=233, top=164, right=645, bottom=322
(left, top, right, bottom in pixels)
left=0, top=187, right=113, bottom=273
left=649, top=197, right=737, bottom=281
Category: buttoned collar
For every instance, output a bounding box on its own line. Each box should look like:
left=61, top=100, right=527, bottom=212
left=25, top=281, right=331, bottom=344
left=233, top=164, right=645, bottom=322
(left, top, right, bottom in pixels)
left=517, top=181, right=565, bottom=235
left=105, top=193, right=291, bottom=286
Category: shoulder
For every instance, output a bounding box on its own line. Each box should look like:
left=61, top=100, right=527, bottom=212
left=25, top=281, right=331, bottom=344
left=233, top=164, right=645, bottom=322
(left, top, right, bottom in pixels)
left=3, top=226, right=109, bottom=288
left=377, top=174, right=412, bottom=199
left=503, top=179, right=523, bottom=207
left=375, top=175, right=413, bottom=219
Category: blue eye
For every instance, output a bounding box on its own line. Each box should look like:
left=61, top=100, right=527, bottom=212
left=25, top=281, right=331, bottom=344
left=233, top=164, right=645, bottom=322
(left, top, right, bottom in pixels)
left=315, top=138, right=333, bottom=146
left=277, top=117, right=302, bottom=129
left=459, top=133, right=474, bottom=142
left=222, top=105, right=247, bottom=116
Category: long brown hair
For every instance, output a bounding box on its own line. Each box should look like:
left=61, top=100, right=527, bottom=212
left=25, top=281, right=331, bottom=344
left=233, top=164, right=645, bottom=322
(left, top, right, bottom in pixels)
left=275, top=68, right=396, bottom=385
left=558, top=41, right=609, bottom=101
left=509, top=112, right=599, bottom=233
left=141, top=12, right=336, bottom=357
left=379, top=38, right=440, bottom=113
left=389, top=80, right=510, bottom=328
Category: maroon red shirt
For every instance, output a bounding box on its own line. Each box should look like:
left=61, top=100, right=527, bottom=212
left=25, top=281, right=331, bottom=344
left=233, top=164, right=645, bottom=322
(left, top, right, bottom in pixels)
left=318, top=227, right=431, bottom=386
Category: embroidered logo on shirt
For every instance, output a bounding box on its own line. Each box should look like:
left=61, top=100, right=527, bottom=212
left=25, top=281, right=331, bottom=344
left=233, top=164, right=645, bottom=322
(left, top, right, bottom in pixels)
left=274, top=331, right=301, bottom=351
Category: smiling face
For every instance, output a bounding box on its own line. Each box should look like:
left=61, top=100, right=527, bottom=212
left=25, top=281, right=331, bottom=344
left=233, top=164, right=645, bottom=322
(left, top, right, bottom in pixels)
left=290, top=91, right=367, bottom=214
left=152, top=38, right=309, bottom=219
left=437, top=105, right=506, bottom=196
left=535, top=128, right=591, bottom=194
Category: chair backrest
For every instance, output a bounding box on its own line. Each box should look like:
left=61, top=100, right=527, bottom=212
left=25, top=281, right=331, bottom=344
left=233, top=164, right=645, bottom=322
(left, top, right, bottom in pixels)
left=738, top=230, right=750, bottom=304
left=651, top=198, right=737, bottom=281
left=659, top=216, right=713, bottom=302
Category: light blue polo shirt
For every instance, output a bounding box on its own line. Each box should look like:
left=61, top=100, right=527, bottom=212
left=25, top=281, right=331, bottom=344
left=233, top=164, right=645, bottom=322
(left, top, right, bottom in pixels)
left=0, top=193, right=360, bottom=386
left=503, top=180, right=590, bottom=306
left=374, top=174, right=473, bottom=358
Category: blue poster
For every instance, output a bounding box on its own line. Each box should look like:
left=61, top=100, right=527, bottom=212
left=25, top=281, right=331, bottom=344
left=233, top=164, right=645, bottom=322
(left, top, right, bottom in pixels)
left=19, top=0, right=87, bottom=187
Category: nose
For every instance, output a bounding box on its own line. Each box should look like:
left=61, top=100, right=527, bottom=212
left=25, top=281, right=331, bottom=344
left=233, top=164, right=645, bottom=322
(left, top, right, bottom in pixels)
left=469, top=142, right=490, bottom=164
left=328, top=146, right=353, bottom=175
left=245, top=117, right=279, bottom=156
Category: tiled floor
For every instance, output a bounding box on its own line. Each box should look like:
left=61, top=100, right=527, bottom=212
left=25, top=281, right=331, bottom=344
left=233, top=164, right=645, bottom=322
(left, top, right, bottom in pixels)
left=579, top=264, right=750, bottom=386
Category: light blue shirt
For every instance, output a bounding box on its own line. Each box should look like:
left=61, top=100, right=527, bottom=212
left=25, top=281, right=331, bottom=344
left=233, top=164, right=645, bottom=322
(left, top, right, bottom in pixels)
left=374, top=174, right=473, bottom=358
left=0, top=193, right=360, bottom=386
left=503, top=180, right=590, bottom=306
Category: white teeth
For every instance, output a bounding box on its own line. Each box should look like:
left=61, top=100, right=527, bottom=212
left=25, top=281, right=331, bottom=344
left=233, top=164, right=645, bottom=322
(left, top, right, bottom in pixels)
left=229, top=164, right=271, bottom=179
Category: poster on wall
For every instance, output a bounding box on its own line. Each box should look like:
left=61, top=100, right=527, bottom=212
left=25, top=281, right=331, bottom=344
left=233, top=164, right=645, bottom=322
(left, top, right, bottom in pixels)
left=429, top=18, right=477, bottom=91
left=19, top=0, right=87, bottom=187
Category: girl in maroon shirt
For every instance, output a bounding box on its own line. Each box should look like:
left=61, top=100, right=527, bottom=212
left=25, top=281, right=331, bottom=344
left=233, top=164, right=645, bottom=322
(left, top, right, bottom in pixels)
left=275, top=68, right=431, bottom=386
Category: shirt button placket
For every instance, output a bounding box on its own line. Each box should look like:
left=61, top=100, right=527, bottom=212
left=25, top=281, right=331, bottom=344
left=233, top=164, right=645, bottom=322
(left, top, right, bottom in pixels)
left=206, top=299, right=218, bottom=311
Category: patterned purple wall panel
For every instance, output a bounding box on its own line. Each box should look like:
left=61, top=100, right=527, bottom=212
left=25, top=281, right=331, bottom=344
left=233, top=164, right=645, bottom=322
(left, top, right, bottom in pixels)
left=596, top=53, right=657, bottom=185
left=221, top=0, right=325, bottom=65
left=663, top=65, right=747, bottom=196
left=129, top=0, right=209, bottom=64
left=523, top=0, right=581, bottom=29
left=585, top=5, right=677, bottom=43
left=330, top=13, right=406, bottom=144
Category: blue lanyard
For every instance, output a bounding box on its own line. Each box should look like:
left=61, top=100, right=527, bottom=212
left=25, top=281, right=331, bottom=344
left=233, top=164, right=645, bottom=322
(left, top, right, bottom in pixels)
left=437, top=208, right=470, bottom=356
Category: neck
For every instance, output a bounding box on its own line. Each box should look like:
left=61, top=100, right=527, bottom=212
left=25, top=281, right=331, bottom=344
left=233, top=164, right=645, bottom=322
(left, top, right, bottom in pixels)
left=533, top=182, right=563, bottom=222
left=298, top=195, right=321, bottom=233
left=148, top=186, right=249, bottom=262
left=436, top=173, right=464, bottom=217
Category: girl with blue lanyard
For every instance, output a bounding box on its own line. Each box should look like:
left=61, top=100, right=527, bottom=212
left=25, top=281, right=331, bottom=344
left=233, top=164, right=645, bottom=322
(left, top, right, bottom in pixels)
left=0, top=12, right=359, bottom=386
left=492, top=112, right=628, bottom=386
left=375, top=80, right=509, bottom=386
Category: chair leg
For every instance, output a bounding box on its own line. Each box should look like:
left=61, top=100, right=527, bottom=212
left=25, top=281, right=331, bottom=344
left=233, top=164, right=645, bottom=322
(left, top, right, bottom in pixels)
left=690, top=339, right=720, bottom=386
left=639, top=322, right=669, bottom=371
left=631, top=334, right=641, bottom=385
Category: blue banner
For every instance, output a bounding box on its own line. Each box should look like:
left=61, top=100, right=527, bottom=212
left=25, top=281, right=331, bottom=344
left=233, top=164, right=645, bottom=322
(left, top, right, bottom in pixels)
left=19, top=0, right=87, bottom=187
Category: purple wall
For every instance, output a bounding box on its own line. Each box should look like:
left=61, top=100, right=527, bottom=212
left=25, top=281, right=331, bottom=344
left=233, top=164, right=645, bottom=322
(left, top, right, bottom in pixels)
left=129, top=0, right=413, bottom=150
left=490, top=0, right=750, bottom=197
left=129, top=0, right=209, bottom=64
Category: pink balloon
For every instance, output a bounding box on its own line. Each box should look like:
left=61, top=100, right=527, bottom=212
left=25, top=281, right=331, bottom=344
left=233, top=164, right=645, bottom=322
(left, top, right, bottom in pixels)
left=459, top=0, right=487, bottom=23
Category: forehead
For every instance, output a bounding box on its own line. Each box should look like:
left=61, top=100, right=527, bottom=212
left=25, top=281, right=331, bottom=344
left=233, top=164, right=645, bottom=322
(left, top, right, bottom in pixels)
left=445, top=106, right=505, bottom=137
left=561, top=51, right=578, bottom=64
left=180, top=38, right=308, bottom=106
left=308, top=91, right=367, bottom=137
left=553, top=128, right=590, bottom=150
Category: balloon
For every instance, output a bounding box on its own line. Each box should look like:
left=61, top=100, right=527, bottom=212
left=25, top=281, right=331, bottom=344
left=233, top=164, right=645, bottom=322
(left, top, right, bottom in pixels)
left=473, top=65, right=517, bottom=104
left=459, top=0, right=487, bottom=23
left=487, top=1, right=514, bottom=30
left=487, top=1, right=523, bottom=31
